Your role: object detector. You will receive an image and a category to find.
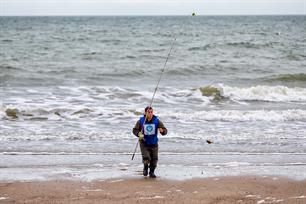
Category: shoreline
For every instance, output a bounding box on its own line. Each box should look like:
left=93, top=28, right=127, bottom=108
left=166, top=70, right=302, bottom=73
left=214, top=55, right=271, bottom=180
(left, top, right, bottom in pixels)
left=1, top=153, right=306, bottom=182
left=1, top=176, right=305, bottom=204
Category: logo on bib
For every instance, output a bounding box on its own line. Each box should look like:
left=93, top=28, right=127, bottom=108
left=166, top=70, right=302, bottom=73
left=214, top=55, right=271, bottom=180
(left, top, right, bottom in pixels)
left=144, top=124, right=155, bottom=135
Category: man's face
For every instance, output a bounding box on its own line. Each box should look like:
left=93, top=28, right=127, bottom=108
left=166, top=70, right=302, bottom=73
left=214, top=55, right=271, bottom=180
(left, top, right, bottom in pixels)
left=146, top=109, right=153, bottom=120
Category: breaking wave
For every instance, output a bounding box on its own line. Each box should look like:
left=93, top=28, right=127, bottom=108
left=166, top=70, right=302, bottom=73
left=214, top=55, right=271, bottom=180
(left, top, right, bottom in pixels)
left=2, top=107, right=306, bottom=123
left=265, top=73, right=306, bottom=82
left=1, top=85, right=306, bottom=122
left=163, top=109, right=306, bottom=122
left=203, top=84, right=306, bottom=102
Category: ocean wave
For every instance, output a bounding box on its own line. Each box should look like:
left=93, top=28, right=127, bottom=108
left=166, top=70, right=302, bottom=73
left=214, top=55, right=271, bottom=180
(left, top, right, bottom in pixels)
left=1, top=84, right=306, bottom=123
left=0, top=64, right=22, bottom=71
left=2, top=105, right=306, bottom=122
left=2, top=107, right=97, bottom=120
left=286, top=53, right=306, bottom=61
left=138, top=48, right=166, bottom=53
left=92, top=69, right=148, bottom=78
left=166, top=66, right=204, bottom=76
left=98, top=39, right=122, bottom=44
left=1, top=39, right=14, bottom=43
left=264, top=73, right=306, bottom=82
left=208, top=84, right=306, bottom=102
left=81, top=51, right=103, bottom=60
left=226, top=41, right=274, bottom=49
left=188, top=41, right=274, bottom=51
left=37, top=69, right=78, bottom=75
left=120, top=55, right=136, bottom=59
left=163, top=109, right=306, bottom=122
left=188, top=44, right=214, bottom=51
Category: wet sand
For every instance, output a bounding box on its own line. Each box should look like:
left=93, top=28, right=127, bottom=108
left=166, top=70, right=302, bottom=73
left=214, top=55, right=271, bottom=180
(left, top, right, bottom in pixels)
left=0, top=176, right=305, bottom=204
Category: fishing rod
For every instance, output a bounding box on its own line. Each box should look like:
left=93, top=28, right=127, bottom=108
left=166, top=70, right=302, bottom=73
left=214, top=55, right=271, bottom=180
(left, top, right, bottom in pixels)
left=131, top=16, right=185, bottom=160
left=131, top=13, right=212, bottom=160
left=131, top=36, right=177, bottom=160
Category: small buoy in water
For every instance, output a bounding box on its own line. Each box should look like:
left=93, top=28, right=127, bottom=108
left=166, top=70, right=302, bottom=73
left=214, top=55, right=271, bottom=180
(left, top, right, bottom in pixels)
left=206, top=139, right=213, bottom=144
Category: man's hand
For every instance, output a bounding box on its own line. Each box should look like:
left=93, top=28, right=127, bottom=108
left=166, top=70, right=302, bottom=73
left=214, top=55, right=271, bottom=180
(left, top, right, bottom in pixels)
left=138, top=132, right=144, bottom=141
left=158, top=128, right=164, bottom=133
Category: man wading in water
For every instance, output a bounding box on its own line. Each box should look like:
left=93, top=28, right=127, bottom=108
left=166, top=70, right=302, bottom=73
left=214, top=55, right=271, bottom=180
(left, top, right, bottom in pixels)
left=133, top=106, right=167, bottom=178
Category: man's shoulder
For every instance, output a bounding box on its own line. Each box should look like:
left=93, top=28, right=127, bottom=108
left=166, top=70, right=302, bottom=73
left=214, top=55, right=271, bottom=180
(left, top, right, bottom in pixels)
left=153, top=116, right=161, bottom=123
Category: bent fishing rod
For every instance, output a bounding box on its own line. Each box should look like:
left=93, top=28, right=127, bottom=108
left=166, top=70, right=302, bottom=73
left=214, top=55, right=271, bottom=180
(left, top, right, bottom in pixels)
left=131, top=14, right=212, bottom=160
left=131, top=24, right=178, bottom=161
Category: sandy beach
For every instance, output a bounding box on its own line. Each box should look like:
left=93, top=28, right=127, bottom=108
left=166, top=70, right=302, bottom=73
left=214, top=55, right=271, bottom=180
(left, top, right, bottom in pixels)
left=0, top=176, right=305, bottom=204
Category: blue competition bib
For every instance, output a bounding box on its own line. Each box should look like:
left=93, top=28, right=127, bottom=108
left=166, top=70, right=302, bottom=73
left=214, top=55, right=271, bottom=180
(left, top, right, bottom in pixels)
left=144, top=124, right=155, bottom=135
left=139, top=116, right=159, bottom=145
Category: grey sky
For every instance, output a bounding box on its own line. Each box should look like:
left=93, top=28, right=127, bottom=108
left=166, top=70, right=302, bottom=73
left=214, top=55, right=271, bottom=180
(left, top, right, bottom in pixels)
left=1, top=0, right=305, bottom=16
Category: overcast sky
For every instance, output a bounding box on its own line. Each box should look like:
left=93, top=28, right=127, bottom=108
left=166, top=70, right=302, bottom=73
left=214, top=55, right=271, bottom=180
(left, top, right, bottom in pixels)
left=0, top=0, right=305, bottom=16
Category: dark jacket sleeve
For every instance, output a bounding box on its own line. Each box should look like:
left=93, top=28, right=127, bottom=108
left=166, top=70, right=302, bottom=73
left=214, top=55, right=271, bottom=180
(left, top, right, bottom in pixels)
left=133, top=120, right=141, bottom=137
left=158, top=120, right=167, bottom=135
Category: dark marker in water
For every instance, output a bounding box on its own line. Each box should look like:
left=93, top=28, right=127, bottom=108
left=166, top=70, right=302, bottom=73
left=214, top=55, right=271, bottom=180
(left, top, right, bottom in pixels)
left=206, top=139, right=213, bottom=144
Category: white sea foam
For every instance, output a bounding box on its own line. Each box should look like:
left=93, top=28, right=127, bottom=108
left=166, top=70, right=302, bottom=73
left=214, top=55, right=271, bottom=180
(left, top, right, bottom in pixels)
left=2, top=85, right=305, bottom=118
left=290, top=195, right=306, bottom=199
left=2, top=103, right=306, bottom=122
left=224, top=162, right=251, bottom=167
left=161, top=109, right=306, bottom=122
left=220, top=85, right=306, bottom=102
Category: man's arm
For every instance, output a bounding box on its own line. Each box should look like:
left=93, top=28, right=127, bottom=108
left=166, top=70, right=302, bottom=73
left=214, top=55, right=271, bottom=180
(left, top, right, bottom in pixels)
left=133, top=120, right=141, bottom=137
left=158, top=120, right=167, bottom=135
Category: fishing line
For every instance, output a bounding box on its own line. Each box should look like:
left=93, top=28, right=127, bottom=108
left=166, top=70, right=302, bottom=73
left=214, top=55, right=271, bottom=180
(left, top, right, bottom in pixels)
left=1, top=76, right=4, bottom=109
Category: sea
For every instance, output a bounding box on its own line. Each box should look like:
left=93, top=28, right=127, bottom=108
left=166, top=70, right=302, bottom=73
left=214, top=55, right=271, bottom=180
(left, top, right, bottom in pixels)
left=0, top=16, right=306, bottom=181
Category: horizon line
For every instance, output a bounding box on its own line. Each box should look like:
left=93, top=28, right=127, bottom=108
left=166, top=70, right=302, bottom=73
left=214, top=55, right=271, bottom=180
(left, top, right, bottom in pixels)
left=1, top=14, right=305, bottom=17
